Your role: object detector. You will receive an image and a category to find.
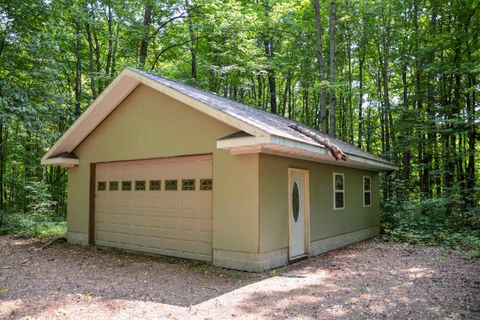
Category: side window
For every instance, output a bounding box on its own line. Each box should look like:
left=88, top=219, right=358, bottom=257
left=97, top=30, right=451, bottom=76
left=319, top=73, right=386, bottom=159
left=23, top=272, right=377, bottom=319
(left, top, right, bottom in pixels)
left=363, top=176, right=372, bottom=207
left=333, top=173, right=345, bottom=210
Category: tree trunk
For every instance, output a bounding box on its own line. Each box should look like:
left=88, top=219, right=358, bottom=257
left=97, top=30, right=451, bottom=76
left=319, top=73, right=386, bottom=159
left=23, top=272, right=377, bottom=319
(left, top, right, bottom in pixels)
left=347, top=24, right=353, bottom=143
left=466, top=74, right=476, bottom=208
left=74, top=20, right=82, bottom=117
left=105, top=0, right=114, bottom=78
left=0, top=124, right=4, bottom=224
left=85, top=21, right=98, bottom=99
left=357, top=18, right=366, bottom=149
left=185, top=0, right=197, bottom=80
left=328, top=0, right=336, bottom=137
left=264, top=37, right=277, bottom=114
left=139, top=0, right=153, bottom=69
left=312, top=0, right=327, bottom=133
left=281, top=72, right=291, bottom=117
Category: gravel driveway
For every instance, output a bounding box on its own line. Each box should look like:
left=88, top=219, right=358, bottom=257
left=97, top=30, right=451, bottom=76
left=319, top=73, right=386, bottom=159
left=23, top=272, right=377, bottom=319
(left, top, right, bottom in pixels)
left=0, top=236, right=478, bottom=320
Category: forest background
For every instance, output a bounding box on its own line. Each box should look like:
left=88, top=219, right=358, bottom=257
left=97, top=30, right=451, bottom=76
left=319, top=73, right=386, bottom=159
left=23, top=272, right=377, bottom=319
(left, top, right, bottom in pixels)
left=0, top=0, right=478, bottom=251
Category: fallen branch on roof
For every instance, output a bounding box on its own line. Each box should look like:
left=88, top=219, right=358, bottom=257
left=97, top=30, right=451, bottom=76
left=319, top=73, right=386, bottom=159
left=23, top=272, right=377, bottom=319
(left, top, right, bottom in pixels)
left=289, top=125, right=347, bottom=161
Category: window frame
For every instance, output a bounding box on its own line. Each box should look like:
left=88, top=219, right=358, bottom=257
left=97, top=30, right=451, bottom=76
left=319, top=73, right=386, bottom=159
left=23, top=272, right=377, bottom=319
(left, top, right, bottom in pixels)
left=333, top=172, right=345, bottom=210
left=363, top=176, right=372, bottom=207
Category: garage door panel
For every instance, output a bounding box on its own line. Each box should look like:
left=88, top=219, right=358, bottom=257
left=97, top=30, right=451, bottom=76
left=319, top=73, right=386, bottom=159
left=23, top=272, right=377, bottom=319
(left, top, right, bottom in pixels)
left=116, top=214, right=132, bottom=225
left=95, top=155, right=212, bottom=261
left=146, top=216, right=162, bottom=228
left=198, top=242, right=212, bottom=255
left=197, top=231, right=213, bottom=243
left=133, top=235, right=148, bottom=247
left=180, top=198, right=196, bottom=210
left=198, top=220, right=212, bottom=232
left=133, top=215, right=146, bottom=226
left=198, top=198, right=212, bottom=210
left=164, top=198, right=178, bottom=209
left=148, top=198, right=163, bottom=208
left=164, top=216, right=178, bottom=229
left=181, top=217, right=197, bottom=231
left=133, top=198, right=146, bottom=208
left=112, top=223, right=132, bottom=235
left=132, top=225, right=147, bottom=235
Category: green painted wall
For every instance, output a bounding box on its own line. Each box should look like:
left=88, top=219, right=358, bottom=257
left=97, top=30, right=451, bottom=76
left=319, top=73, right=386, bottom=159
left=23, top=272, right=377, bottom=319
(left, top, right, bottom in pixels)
left=67, top=84, right=260, bottom=253
left=258, top=153, right=380, bottom=253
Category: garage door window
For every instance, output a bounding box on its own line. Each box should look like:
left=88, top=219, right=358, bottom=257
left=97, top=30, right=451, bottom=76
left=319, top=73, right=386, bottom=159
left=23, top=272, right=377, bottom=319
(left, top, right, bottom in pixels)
left=135, top=180, right=146, bottom=191
left=97, top=181, right=106, bottom=191
left=200, top=179, right=213, bottom=190
left=182, top=179, right=195, bottom=191
left=122, top=181, right=131, bottom=191
left=165, top=180, right=177, bottom=190
left=109, top=181, right=118, bottom=191
left=149, top=180, right=161, bottom=190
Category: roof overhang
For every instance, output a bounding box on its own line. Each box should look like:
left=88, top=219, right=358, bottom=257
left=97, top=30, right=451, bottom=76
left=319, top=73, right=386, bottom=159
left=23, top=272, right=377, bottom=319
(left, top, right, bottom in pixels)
left=217, top=134, right=398, bottom=172
left=41, top=153, right=79, bottom=168
left=41, top=68, right=269, bottom=166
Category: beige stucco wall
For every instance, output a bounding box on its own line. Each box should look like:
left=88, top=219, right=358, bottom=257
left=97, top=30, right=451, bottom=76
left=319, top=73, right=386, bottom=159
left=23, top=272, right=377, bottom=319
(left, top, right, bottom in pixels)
left=67, top=84, right=259, bottom=253
left=258, top=153, right=380, bottom=253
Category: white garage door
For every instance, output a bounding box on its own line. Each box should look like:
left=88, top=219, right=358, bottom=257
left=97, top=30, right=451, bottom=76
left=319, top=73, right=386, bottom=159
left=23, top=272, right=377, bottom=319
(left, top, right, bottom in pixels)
left=94, top=155, right=213, bottom=261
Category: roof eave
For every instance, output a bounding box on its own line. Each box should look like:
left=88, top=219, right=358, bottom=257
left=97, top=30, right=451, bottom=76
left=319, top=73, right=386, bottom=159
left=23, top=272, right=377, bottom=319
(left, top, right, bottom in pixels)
left=41, top=156, right=79, bottom=168
left=217, top=134, right=398, bottom=172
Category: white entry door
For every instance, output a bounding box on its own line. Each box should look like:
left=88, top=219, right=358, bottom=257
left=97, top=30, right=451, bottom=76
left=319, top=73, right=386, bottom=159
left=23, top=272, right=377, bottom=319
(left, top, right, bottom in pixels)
left=289, top=169, right=309, bottom=259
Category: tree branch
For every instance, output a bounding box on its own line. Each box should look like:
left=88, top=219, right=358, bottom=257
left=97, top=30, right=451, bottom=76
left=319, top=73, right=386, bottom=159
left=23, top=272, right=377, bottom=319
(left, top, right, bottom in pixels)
left=289, top=124, right=347, bottom=161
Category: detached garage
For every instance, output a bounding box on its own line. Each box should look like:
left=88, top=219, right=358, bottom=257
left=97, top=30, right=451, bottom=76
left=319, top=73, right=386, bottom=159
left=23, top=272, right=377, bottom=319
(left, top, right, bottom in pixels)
left=42, top=67, right=397, bottom=272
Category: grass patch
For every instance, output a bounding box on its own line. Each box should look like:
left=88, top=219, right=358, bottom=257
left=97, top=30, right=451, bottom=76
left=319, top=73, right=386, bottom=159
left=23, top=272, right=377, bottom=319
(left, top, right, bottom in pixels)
left=0, top=213, right=66, bottom=238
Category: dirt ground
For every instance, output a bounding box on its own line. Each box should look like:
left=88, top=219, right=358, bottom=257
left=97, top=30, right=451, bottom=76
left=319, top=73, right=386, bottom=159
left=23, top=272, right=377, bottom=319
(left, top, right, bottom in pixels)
left=0, top=236, right=478, bottom=320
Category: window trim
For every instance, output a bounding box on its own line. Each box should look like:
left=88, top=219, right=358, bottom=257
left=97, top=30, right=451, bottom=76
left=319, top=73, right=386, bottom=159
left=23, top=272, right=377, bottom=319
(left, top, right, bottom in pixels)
left=333, top=172, right=345, bottom=210
left=363, top=176, right=372, bottom=207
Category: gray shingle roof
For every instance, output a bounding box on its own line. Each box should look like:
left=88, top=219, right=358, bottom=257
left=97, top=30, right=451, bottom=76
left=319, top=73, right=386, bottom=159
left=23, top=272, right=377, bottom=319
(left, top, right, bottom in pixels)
left=129, top=67, right=392, bottom=166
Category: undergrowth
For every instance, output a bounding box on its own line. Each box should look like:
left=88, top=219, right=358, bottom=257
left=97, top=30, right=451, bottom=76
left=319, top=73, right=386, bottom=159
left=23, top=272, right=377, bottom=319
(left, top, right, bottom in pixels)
left=0, top=212, right=66, bottom=237
left=382, top=198, right=480, bottom=257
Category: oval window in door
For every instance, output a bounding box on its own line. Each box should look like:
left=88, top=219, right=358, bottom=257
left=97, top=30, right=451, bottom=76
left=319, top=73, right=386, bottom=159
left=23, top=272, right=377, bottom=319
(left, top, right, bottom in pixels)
left=292, top=182, right=299, bottom=222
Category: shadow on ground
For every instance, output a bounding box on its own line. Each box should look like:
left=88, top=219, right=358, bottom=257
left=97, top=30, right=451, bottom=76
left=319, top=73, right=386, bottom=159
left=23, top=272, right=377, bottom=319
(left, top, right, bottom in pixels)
left=0, top=237, right=478, bottom=319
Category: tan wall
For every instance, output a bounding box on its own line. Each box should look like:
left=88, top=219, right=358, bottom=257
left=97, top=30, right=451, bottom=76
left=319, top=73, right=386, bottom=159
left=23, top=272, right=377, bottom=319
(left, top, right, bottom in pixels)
left=258, top=153, right=380, bottom=253
left=67, top=84, right=259, bottom=253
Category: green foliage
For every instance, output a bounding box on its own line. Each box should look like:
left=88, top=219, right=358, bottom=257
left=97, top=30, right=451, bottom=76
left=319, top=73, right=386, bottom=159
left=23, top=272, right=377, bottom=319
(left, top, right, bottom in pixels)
left=0, top=212, right=66, bottom=237
left=382, top=197, right=480, bottom=251
left=24, top=181, right=59, bottom=218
